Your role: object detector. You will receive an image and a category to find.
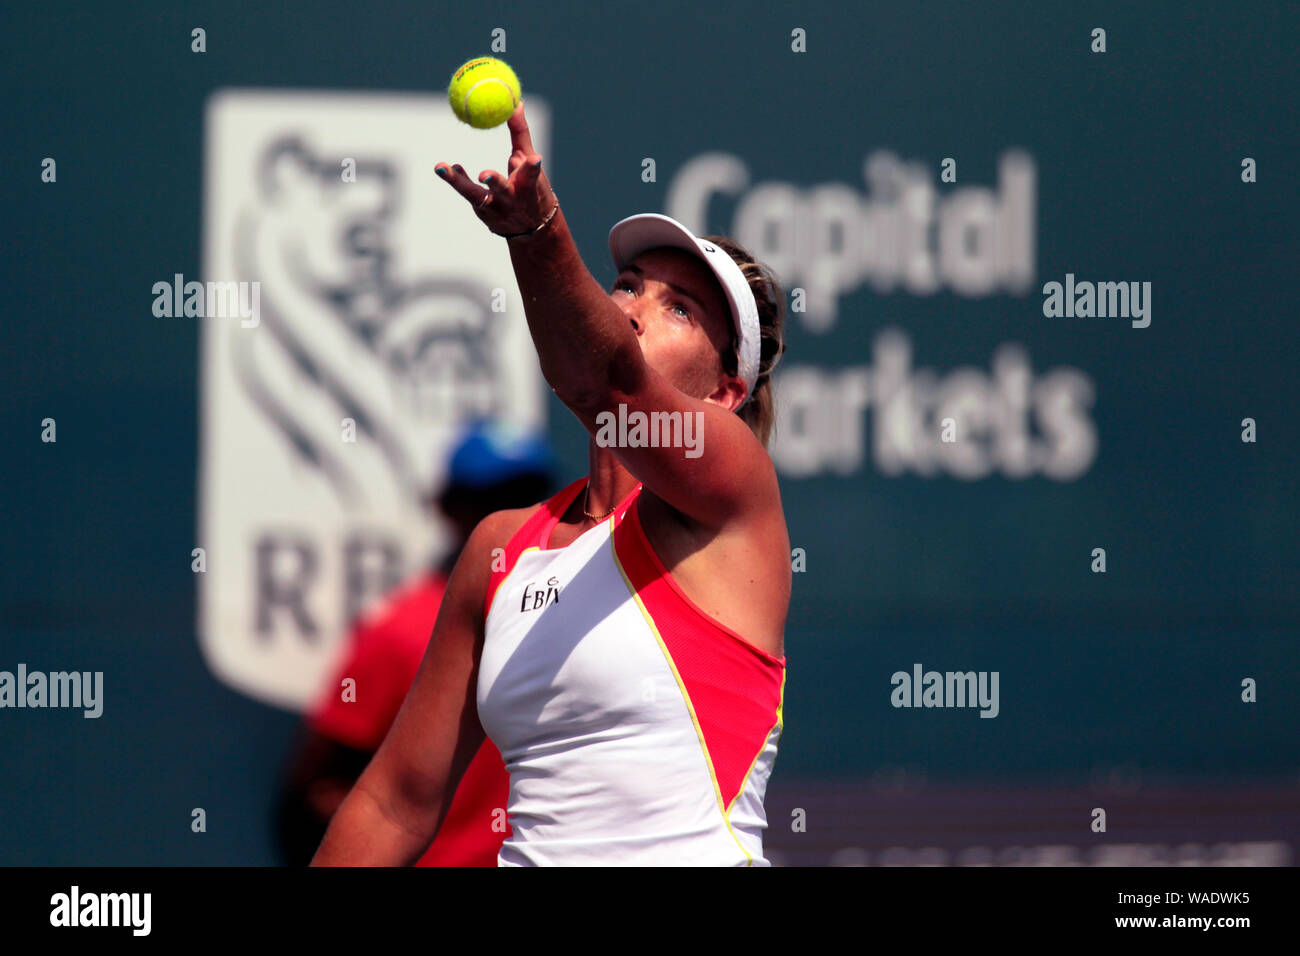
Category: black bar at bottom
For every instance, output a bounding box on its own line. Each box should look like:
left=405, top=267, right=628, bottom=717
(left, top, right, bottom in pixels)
left=0, top=865, right=1286, bottom=941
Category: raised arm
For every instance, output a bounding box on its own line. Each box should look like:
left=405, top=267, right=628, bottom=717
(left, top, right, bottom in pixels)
left=435, top=102, right=774, bottom=527
left=310, top=514, right=502, bottom=866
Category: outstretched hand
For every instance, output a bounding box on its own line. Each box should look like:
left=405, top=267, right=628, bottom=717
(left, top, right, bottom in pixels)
left=435, top=100, right=557, bottom=238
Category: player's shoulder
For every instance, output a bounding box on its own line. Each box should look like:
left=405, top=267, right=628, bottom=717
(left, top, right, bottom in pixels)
left=468, top=500, right=549, bottom=555
left=456, top=500, right=551, bottom=585
left=450, top=501, right=551, bottom=622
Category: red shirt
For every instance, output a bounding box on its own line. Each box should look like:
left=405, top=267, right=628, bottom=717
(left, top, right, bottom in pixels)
left=309, top=570, right=510, bottom=866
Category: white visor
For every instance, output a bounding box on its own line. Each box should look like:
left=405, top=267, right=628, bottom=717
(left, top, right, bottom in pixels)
left=608, top=213, right=761, bottom=404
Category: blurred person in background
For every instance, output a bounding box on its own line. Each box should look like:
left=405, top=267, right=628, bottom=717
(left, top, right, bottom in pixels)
left=276, top=419, right=555, bottom=865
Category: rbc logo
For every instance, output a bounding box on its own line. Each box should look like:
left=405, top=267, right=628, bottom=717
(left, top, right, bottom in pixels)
left=196, top=90, right=552, bottom=710
left=520, top=576, right=562, bottom=613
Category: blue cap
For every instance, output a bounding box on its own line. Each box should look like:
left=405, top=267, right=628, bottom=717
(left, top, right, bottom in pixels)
left=445, top=419, right=555, bottom=489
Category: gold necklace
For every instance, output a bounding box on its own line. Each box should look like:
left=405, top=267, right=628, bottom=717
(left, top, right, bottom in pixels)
left=583, top=486, right=617, bottom=521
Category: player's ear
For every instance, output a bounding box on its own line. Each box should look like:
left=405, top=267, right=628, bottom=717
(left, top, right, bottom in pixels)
left=705, top=374, right=747, bottom=413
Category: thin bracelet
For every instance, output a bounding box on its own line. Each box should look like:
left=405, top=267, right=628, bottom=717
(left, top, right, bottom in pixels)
left=501, top=199, right=560, bottom=241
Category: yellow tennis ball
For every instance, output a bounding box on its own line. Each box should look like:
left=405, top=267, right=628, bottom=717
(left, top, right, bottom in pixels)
left=448, top=56, right=522, bottom=129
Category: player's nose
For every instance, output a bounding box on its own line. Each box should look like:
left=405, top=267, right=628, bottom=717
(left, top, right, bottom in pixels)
left=619, top=303, right=641, bottom=333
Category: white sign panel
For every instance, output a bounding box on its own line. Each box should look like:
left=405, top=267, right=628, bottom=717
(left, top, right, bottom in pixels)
left=198, top=88, right=548, bottom=710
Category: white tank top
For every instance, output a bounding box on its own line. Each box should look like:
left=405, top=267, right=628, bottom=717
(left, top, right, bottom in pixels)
left=477, top=476, right=787, bottom=866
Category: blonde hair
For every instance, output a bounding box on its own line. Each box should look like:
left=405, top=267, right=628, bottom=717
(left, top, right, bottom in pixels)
left=702, top=235, right=788, bottom=447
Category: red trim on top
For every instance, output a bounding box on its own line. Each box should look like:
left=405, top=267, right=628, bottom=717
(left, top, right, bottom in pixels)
left=612, top=488, right=785, bottom=810
left=483, top=476, right=587, bottom=621
left=624, top=495, right=786, bottom=667
left=610, top=479, right=642, bottom=525
left=416, top=735, right=511, bottom=866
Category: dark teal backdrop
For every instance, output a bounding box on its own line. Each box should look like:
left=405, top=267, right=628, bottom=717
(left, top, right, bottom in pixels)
left=2, top=1, right=1296, bottom=864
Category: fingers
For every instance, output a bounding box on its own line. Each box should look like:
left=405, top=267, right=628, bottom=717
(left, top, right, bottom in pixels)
left=435, top=163, right=490, bottom=208
left=478, top=168, right=516, bottom=214
left=506, top=146, right=543, bottom=185
left=508, top=101, right=545, bottom=189
left=477, top=167, right=508, bottom=192
left=515, top=155, right=543, bottom=193
left=507, top=100, right=537, bottom=158
left=435, top=100, right=544, bottom=219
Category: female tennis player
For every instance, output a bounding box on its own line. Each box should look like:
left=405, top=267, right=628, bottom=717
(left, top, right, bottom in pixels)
left=312, top=100, right=789, bottom=866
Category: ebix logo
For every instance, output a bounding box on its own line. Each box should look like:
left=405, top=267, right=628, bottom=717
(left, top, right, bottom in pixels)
left=520, top=576, right=562, bottom=613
